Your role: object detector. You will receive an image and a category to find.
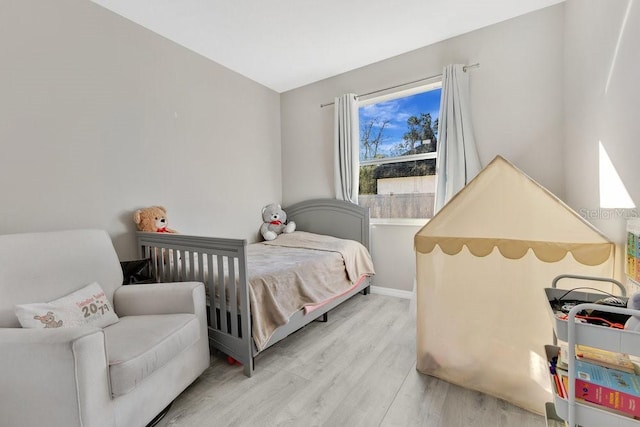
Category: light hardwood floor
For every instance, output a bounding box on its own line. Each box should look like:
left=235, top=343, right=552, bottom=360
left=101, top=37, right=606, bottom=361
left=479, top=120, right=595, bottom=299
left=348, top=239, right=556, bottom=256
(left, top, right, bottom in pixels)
left=161, top=294, right=545, bottom=427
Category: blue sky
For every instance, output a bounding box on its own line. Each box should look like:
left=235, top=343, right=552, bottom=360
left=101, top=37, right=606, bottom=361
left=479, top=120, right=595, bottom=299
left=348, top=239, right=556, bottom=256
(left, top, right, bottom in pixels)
left=359, top=88, right=441, bottom=158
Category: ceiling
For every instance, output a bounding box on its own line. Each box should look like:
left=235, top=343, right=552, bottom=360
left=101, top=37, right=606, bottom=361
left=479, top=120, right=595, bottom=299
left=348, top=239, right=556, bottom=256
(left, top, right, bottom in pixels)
left=91, top=0, right=564, bottom=93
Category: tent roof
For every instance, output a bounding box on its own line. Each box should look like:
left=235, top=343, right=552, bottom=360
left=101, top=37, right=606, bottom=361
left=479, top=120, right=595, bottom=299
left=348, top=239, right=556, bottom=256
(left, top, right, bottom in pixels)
left=415, top=156, right=613, bottom=265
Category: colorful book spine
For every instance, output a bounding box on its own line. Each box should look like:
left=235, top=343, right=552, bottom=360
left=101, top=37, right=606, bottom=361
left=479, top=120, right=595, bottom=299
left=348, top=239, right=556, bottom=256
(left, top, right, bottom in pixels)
left=572, top=359, right=640, bottom=418
left=626, top=221, right=640, bottom=281
left=574, top=378, right=640, bottom=418
left=552, top=371, right=565, bottom=399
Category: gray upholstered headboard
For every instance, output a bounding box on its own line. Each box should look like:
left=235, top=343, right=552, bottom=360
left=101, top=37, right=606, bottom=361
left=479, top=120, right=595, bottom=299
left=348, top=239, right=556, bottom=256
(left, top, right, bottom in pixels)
left=285, top=199, right=370, bottom=250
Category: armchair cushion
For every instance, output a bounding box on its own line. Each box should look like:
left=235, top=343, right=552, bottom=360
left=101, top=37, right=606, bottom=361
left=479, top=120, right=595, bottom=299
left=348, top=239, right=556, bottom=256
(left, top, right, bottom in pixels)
left=15, top=282, right=119, bottom=329
left=104, top=313, right=200, bottom=397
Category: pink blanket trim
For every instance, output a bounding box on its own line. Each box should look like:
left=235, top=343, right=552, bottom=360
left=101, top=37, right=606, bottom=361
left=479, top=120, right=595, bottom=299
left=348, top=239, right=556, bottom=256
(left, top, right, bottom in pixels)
left=303, top=274, right=369, bottom=314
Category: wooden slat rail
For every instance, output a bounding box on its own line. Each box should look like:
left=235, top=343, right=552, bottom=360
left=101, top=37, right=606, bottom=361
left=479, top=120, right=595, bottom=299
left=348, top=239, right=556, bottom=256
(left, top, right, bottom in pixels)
left=137, top=231, right=254, bottom=375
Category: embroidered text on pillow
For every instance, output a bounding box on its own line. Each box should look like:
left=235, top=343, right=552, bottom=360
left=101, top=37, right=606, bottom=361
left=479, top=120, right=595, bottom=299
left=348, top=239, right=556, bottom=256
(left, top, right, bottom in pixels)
left=15, top=282, right=119, bottom=329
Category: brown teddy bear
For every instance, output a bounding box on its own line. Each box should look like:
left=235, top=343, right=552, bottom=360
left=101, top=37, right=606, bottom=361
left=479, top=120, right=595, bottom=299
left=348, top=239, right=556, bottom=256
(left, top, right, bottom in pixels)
left=133, top=206, right=178, bottom=233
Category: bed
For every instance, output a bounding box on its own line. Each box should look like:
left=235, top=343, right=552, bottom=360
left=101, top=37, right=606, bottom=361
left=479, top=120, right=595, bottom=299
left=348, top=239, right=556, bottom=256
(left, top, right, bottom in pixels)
left=136, top=199, right=374, bottom=376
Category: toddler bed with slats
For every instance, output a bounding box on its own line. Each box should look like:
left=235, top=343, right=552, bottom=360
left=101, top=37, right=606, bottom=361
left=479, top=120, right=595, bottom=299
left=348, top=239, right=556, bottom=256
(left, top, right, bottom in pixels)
left=136, top=199, right=374, bottom=377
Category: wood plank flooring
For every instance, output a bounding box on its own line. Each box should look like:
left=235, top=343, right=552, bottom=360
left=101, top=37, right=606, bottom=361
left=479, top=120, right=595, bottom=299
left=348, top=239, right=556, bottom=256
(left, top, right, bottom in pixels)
left=161, top=294, right=545, bottom=427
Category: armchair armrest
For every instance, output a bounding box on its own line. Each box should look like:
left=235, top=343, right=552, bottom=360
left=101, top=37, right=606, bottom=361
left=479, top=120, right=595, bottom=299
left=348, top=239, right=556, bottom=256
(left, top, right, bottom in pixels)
left=0, top=327, right=114, bottom=427
left=113, top=282, right=206, bottom=317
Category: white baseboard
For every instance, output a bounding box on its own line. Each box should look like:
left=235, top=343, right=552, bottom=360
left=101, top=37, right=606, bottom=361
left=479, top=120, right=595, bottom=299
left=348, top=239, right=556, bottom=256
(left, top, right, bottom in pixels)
left=370, top=286, right=414, bottom=300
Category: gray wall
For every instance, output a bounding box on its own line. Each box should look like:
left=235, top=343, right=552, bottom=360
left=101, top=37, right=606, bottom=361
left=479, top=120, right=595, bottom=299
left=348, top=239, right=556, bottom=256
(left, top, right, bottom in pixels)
left=6, top=1, right=636, bottom=292
left=280, top=4, right=565, bottom=291
left=280, top=4, right=566, bottom=204
left=563, top=0, right=640, bottom=258
left=0, top=0, right=282, bottom=260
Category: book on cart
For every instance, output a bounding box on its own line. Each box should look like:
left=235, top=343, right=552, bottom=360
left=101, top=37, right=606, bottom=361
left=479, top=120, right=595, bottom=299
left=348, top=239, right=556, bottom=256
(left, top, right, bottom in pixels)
left=557, top=359, right=640, bottom=419
left=557, top=342, right=635, bottom=374
left=575, top=344, right=636, bottom=374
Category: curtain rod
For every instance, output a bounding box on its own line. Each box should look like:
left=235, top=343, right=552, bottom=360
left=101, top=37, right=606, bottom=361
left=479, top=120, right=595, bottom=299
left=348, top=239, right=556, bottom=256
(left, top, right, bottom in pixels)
left=320, top=62, right=479, bottom=108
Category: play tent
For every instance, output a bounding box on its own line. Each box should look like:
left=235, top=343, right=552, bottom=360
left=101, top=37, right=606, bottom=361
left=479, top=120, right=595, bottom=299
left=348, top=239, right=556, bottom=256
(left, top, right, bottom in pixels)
left=414, top=155, right=616, bottom=414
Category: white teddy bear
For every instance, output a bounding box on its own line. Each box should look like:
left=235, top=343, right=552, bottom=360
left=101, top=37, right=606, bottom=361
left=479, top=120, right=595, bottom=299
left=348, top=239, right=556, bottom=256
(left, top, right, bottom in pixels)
left=260, top=203, right=296, bottom=241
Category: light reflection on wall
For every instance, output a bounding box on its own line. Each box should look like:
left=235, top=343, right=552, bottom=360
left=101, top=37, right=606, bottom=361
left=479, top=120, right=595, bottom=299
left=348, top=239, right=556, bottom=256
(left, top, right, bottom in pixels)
left=599, top=141, right=635, bottom=209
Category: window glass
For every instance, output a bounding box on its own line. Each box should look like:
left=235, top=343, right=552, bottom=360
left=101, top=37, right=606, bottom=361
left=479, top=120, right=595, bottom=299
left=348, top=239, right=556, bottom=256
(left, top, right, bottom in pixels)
left=358, top=84, right=441, bottom=219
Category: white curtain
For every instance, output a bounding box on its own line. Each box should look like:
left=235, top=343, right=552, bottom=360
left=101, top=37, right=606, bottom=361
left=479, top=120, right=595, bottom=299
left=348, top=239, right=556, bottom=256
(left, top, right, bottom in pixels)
left=334, top=93, right=359, bottom=204
left=434, top=64, right=481, bottom=213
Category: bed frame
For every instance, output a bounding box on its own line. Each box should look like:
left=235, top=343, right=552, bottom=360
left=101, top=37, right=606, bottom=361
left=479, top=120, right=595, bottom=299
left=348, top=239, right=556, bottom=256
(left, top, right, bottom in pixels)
left=136, top=199, right=371, bottom=377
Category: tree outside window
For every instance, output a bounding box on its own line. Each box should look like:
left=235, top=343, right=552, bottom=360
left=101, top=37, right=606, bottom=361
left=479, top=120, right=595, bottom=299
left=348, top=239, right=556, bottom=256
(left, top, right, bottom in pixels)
left=358, top=84, right=441, bottom=219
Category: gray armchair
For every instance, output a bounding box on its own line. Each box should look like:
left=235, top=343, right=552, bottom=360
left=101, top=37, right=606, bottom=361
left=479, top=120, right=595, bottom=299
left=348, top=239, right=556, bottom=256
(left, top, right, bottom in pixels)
left=0, top=229, right=210, bottom=427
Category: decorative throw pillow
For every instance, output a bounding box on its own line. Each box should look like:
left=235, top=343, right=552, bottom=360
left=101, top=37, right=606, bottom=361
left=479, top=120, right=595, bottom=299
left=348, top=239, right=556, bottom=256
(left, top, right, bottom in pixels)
left=15, top=282, right=119, bottom=329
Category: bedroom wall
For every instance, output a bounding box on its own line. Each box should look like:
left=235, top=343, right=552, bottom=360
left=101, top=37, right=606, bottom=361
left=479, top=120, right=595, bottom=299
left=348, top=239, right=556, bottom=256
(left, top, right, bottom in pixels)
left=280, top=4, right=565, bottom=292
left=563, top=0, right=640, bottom=262
left=0, top=0, right=281, bottom=260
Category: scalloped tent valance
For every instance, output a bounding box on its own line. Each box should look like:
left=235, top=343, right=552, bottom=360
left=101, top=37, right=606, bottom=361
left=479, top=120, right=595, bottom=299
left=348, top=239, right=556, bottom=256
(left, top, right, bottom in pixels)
left=415, top=237, right=613, bottom=265
left=414, top=155, right=614, bottom=266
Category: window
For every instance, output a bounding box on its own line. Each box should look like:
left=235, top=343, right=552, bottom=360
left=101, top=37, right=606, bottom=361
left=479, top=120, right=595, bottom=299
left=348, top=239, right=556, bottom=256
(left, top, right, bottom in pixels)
left=358, top=82, right=441, bottom=219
